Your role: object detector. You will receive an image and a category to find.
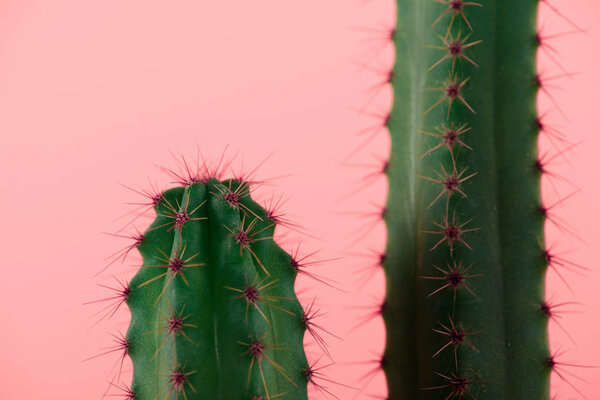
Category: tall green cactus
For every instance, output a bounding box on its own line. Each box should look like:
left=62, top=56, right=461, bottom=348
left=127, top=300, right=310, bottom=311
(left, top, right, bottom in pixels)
left=382, top=1, right=552, bottom=398
left=124, top=176, right=310, bottom=399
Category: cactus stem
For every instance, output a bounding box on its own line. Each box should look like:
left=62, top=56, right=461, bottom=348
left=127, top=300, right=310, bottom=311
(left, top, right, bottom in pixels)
left=108, top=159, right=311, bottom=399
left=420, top=260, right=482, bottom=301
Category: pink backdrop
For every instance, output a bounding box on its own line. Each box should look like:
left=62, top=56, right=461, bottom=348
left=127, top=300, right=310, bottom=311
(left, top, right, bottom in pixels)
left=0, top=1, right=598, bottom=398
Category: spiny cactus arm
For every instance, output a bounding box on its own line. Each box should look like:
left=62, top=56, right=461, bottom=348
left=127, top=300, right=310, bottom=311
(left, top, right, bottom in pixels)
left=126, top=179, right=309, bottom=400
left=383, top=1, right=548, bottom=398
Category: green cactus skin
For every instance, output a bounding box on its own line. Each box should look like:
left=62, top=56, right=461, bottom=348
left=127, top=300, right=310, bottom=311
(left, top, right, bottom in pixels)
left=381, top=1, right=551, bottom=398
left=125, top=177, right=309, bottom=400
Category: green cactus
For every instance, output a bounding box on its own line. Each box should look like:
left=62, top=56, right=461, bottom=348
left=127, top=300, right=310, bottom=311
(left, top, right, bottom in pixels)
left=381, top=1, right=554, bottom=398
left=123, top=175, right=310, bottom=400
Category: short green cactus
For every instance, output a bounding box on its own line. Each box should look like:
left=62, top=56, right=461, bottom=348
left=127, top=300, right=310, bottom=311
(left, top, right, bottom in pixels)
left=380, top=0, right=559, bottom=398
left=122, top=173, right=311, bottom=399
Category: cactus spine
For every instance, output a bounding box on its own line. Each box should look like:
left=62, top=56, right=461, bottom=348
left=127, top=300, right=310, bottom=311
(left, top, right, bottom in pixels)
left=125, top=176, right=310, bottom=399
left=382, top=1, right=550, bottom=398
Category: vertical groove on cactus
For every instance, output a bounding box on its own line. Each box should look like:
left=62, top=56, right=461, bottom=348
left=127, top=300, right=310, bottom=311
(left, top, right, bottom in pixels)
left=125, top=177, right=310, bottom=399
left=382, top=0, right=550, bottom=398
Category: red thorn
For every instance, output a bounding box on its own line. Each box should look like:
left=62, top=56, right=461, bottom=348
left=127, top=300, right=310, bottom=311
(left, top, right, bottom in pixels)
left=83, top=332, right=130, bottom=384
left=422, top=371, right=482, bottom=399
left=302, top=298, right=341, bottom=359
left=103, top=381, right=135, bottom=400
left=84, top=276, right=131, bottom=330
left=306, top=359, right=354, bottom=400
left=94, top=229, right=145, bottom=278
left=290, top=244, right=341, bottom=289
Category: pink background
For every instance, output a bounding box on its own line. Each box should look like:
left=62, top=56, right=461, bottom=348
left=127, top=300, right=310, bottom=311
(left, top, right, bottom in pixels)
left=0, top=1, right=598, bottom=398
